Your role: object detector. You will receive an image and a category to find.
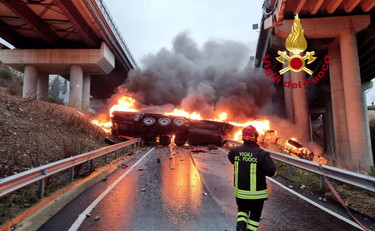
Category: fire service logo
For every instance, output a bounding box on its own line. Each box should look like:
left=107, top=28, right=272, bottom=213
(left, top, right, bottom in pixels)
left=262, top=14, right=330, bottom=88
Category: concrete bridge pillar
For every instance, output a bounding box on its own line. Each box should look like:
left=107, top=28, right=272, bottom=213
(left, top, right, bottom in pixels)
left=82, top=72, right=91, bottom=111
left=340, top=30, right=371, bottom=172
left=69, top=65, right=83, bottom=110
left=329, top=40, right=351, bottom=168
left=23, top=65, right=38, bottom=99
left=283, top=67, right=294, bottom=122
left=291, top=71, right=310, bottom=142
left=37, top=71, right=49, bottom=101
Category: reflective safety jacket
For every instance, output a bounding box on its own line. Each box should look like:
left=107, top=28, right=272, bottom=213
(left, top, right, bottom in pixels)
left=228, top=141, right=277, bottom=200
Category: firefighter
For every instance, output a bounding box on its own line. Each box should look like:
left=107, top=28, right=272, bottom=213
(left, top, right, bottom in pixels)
left=228, top=125, right=277, bottom=231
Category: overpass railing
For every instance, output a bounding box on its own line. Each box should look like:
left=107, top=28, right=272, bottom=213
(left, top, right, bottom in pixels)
left=0, top=138, right=142, bottom=198
left=88, top=0, right=139, bottom=69
left=225, top=140, right=375, bottom=193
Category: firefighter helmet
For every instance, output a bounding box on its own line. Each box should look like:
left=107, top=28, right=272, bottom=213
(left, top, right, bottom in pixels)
left=242, top=125, right=259, bottom=142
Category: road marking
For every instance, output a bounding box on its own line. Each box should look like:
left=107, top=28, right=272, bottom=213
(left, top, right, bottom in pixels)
left=68, top=147, right=155, bottom=231
left=219, top=147, right=363, bottom=230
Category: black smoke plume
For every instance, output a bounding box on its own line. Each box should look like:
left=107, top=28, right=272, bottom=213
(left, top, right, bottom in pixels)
left=119, top=32, right=276, bottom=121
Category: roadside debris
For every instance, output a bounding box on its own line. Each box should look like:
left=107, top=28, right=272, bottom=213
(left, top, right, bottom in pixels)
left=207, top=145, right=218, bottom=150
left=121, top=163, right=128, bottom=169
left=191, top=148, right=208, bottom=153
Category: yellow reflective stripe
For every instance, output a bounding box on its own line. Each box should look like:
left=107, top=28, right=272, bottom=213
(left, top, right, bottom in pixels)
left=235, top=188, right=268, bottom=194
left=250, top=163, right=256, bottom=191
left=234, top=189, right=268, bottom=199
left=237, top=211, right=248, bottom=217
left=235, top=161, right=239, bottom=188
left=235, top=194, right=268, bottom=200
left=237, top=217, right=248, bottom=223
left=247, top=224, right=258, bottom=231
left=248, top=220, right=260, bottom=226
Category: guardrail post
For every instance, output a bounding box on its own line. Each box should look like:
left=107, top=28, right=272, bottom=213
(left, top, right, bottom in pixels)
left=287, top=165, right=294, bottom=175
left=104, top=154, right=108, bottom=164
left=38, top=179, right=45, bottom=199
left=69, top=167, right=74, bottom=182
left=319, top=175, right=325, bottom=190
left=90, top=159, right=94, bottom=172
left=115, top=150, right=118, bottom=159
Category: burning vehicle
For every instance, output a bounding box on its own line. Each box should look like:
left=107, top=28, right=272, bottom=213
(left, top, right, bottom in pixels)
left=111, top=111, right=234, bottom=146
left=259, top=130, right=326, bottom=163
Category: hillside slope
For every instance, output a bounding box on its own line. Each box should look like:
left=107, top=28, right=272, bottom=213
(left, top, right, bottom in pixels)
left=0, top=88, right=108, bottom=178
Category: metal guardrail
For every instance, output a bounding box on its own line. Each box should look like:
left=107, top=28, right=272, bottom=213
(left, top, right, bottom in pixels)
left=0, top=138, right=142, bottom=198
left=225, top=140, right=375, bottom=193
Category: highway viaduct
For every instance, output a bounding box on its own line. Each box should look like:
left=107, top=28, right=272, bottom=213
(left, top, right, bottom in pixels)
left=255, top=0, right=375, bottom=172
left=0, top=0, right=137, bottom=111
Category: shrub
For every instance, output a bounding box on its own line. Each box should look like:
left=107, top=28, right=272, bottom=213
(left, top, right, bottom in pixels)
left=7, top=76, right=23, bottom=96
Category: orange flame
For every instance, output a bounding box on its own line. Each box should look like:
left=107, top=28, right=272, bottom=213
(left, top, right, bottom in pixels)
left=165, top=109, right=203, bottom=120
left=109, top=95, right=138, bottom=117
left=217, top=112, right=228, bottom=121
left=230, top=120, right=271, bottom=141
left=91, top=90, right=139, bottom=133
left=91, top=119, right=112, bottom=133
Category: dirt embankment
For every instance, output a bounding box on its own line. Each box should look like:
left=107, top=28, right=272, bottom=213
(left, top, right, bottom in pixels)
left=0, top=89, right=108, bottom=178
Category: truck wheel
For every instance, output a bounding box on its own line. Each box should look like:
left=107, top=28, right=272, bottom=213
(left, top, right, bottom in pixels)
left=144, top=135, right=157, bottom=146
left=158, top=117, right=171, bottom=126
left=143, top=117, right=156, bottom=126
left=174, top=134, right=188, bottom=146
left=159, top=135, right=171, bottom=146
left=173, top=118, right=187, bottom=127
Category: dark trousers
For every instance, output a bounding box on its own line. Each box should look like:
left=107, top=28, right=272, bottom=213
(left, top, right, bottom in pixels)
left=235, top=198, right=265, bottom=231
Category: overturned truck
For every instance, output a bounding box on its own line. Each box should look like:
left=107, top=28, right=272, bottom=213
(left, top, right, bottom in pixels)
left=111, top=111, right=234, bottom=146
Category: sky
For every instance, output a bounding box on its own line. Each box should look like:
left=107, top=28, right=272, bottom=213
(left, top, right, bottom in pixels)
left=104, top=0, right=264, bottom=67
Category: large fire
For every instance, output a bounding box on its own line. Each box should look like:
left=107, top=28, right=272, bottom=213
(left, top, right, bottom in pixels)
left=90, top=91, right=327, bottom=165
left=92, top=91, right=270, bottom=141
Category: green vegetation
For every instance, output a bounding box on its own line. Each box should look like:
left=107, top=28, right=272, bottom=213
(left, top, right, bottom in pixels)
left=0, top=64, right=23, bottom=96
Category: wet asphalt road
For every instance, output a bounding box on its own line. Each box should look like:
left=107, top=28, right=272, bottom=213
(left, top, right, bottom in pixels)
left=39, top=146, right=372, bottom=231
left=191, top=148, right=372, bottom=231
left=39, top=146, right=233, bottom=231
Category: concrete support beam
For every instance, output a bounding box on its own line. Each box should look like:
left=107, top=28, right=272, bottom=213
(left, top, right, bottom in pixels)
left=69, top=65, right=83, bottom=110
left=37, top=71, right=49, bottom=101
left=82, top=72, right=91, bottom=112
left=329, top=40, right=351, bottom=169
left=291, top=71, right=310, bottom=142
left=276, top=15, right=370, bottom=39
left=0, top=42, right=115, bottom=75
left=340, top=30, right=371, bottom=172
left=23, top=65, right=38, bottom=99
